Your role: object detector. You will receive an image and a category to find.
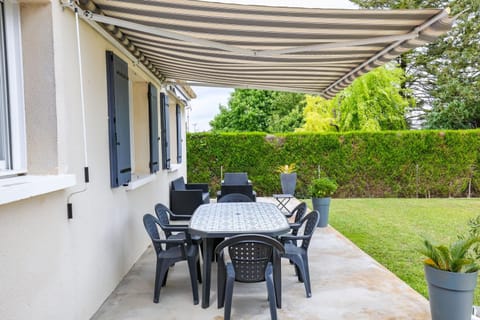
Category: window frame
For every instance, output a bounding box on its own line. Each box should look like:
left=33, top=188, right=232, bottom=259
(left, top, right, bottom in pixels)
left=0, top=0, right=26, bottom=177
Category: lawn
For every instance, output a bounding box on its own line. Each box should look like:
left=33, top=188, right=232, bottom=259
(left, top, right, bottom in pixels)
left=306, top=198, right=480, bottom=304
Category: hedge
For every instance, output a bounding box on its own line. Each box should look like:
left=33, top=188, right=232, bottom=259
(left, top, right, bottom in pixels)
left=186, top=130, right=480, bottom=198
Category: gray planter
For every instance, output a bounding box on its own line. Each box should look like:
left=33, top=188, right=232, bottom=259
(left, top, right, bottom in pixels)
left=311, top=197, right=331, bottom=227
left=280, top=173, right=297, bottom=195
left=424, top=265, right=478, bottom=320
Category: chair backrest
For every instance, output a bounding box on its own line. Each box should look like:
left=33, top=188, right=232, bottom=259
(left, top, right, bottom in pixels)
left=171, top=177, right=186, bottom=190
left=143, top=214, right=165, bottom=255
left=223, top=172, right=249, bottom=185
left=298, top=210, right=320, bottom=250
left=215, top=234, right=285, bottom=283
left=220, top=184, right=255, bottom=200
left=292, top=202, right=307, bottom=224
left=154, top=203, right=173, bottom=238
left=217, top=193, right=253, bottom=203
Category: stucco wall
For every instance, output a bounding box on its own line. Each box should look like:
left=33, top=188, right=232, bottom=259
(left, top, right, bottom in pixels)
left=0, top=2, right=187, bottom=319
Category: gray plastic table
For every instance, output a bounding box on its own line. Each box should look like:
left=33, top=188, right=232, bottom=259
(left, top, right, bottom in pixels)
left=189, top=202, right=290, bottom=309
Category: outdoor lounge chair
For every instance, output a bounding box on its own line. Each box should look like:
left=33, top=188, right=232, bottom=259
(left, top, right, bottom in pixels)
left=142, top=214, right=201, bottom=305
left=222, top=172, right=251, bottom=185
left=280, top=210, right=320, bottom=298
left=215, top=234, right=285, bottom=320
left=169, top=176, right=210, bottom=220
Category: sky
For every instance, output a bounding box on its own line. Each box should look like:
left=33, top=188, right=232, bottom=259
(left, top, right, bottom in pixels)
left=188, top=0, right=358, bottom=132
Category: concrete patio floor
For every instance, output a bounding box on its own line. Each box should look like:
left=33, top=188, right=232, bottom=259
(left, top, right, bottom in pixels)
left=91, top=198, right=430, bottom=320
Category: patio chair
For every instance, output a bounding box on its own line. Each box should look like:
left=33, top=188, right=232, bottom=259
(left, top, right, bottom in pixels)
left=217, top=184, right=257, bottom=202
left=169, top=176, right=210, bottom=220
left=283, top=202, right=308, bottom=247
left=142, top=214, right=200, bottom=305
left=222, top=172, right=251, bottom=185
left=280, top=210, right=320, bottom=298
left=215, top=234, right=285, bottom=320
left=217, top=193, right=253, bottom=203
left=154, top=203, right=203, bottom=255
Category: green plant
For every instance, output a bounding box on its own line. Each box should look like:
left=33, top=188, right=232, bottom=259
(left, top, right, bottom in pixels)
left=308, top=177, right=338, bottom=198
left=277, top=163, right=296, bottom=174
left=420, top=236, right=480, bottom=273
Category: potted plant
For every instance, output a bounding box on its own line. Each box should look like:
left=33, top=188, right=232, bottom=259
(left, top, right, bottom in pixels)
left=308, top=176, right=337, bottom=227
left=420, top=223, right=480, bottom=320
left=277, top=163, right=297, bottom=195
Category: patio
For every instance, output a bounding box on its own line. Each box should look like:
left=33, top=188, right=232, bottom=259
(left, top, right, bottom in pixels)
left=91, top=198, right=429, bottom=320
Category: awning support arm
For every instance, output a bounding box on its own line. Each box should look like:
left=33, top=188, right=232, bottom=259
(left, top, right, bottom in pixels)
left=321, top=8, right=452, bottom=96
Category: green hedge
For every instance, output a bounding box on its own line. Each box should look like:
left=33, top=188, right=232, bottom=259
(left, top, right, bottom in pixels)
left=187, top=130, right=480, bottom=198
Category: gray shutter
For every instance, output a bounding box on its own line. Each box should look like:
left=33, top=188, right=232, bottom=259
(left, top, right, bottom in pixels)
left=106, top=51, right=131, bottom=187
left=148, top=83, right=159, bottom=173
left=176, top=104, right=182, bottom=163
left=160, top=92, right=170, bottom=169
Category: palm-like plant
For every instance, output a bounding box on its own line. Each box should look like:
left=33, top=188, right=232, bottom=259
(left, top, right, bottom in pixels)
left=420, top=237, right=480, bottom=273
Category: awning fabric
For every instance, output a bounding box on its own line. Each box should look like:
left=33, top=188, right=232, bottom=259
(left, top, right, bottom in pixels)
left=76, top=0, right=453, bottom=98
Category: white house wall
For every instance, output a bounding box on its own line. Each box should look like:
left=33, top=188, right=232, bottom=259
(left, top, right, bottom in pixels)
left=0, top=1, right=187, bottom=319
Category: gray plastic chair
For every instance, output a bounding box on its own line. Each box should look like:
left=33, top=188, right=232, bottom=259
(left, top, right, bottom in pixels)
left=215, top=234, right=285, bottom=320
left=217, top=193, right=253, bottom=203
left=280, top=210, right=320, bottom=298
left=143, top=214, right=200, bottom=305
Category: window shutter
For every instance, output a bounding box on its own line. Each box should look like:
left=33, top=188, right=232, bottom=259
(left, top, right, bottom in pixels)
left=148, top=83, right=159, bottom=173
left=160, top=92, right=170, bottom=169
left=176, top=104, right=182, bottom=163
left=106, top=51, right=131, bottom=187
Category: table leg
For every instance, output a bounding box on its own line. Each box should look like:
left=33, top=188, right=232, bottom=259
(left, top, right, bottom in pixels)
left=201, top=237, right=214, bottom=308
left=273, top=252, right=282, bottom=308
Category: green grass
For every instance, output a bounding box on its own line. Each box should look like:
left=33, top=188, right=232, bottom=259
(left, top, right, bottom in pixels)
left=305, top=198, right=480, bottom=303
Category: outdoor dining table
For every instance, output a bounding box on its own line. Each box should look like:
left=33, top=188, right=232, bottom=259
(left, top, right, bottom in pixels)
left=189, top=202, right=290, bottom=309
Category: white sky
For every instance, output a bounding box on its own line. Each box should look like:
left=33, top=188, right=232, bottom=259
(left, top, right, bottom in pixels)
left=188, top=0, right=358, bottom=132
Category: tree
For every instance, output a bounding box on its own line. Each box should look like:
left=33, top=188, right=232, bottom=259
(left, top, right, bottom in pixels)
left=350, top=0, right=480, bottom=129
left=335, top=65, right=411, bottom=131
left=209, top=89, right=305, bottom=132
left=297, top=96, right=337, bottom=132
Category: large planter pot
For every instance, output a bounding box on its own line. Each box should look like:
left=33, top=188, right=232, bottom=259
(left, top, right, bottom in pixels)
left=424, top=265, right=478, bottom=320
left=280, top=173, right=297, bottom=195
left=311, top=197, right=331, bottom=227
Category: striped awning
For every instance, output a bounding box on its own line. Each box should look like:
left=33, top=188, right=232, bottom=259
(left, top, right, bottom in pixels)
left=75, top=0, right=453, bottom=98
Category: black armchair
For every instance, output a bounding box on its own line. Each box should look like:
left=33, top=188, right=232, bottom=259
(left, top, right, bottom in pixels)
left=222, top=172, right=251, bottom=185
left=215, top=234, right=285, bottom=320
left=170, top=176, right=210, bottom=220
left=142, top=214, right=200, bottom=304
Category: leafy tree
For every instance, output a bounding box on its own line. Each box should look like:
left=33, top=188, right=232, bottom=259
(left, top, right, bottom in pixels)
left=297, top=96, right=337, bottom=132
left=210, top=89, right=305, bottom=132
left=335, top=65, right=411, bottom=131
left=350, top=0, right=480, bottom=129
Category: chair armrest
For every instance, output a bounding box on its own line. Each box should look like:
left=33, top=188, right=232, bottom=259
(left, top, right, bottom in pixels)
left=280, top=234, right=310, bottom=242
left=162, top=224, right=189, bottom=232
left=289, top=222, right=302, bottom=230
left=186, top=183, right=209, bottom=193
left=151, top=238, right=186, bottom=246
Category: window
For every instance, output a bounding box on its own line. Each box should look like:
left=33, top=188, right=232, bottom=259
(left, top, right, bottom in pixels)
left=0, top=1, right=26, bottom=177
left=0, top=3, right=9, bottom=171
